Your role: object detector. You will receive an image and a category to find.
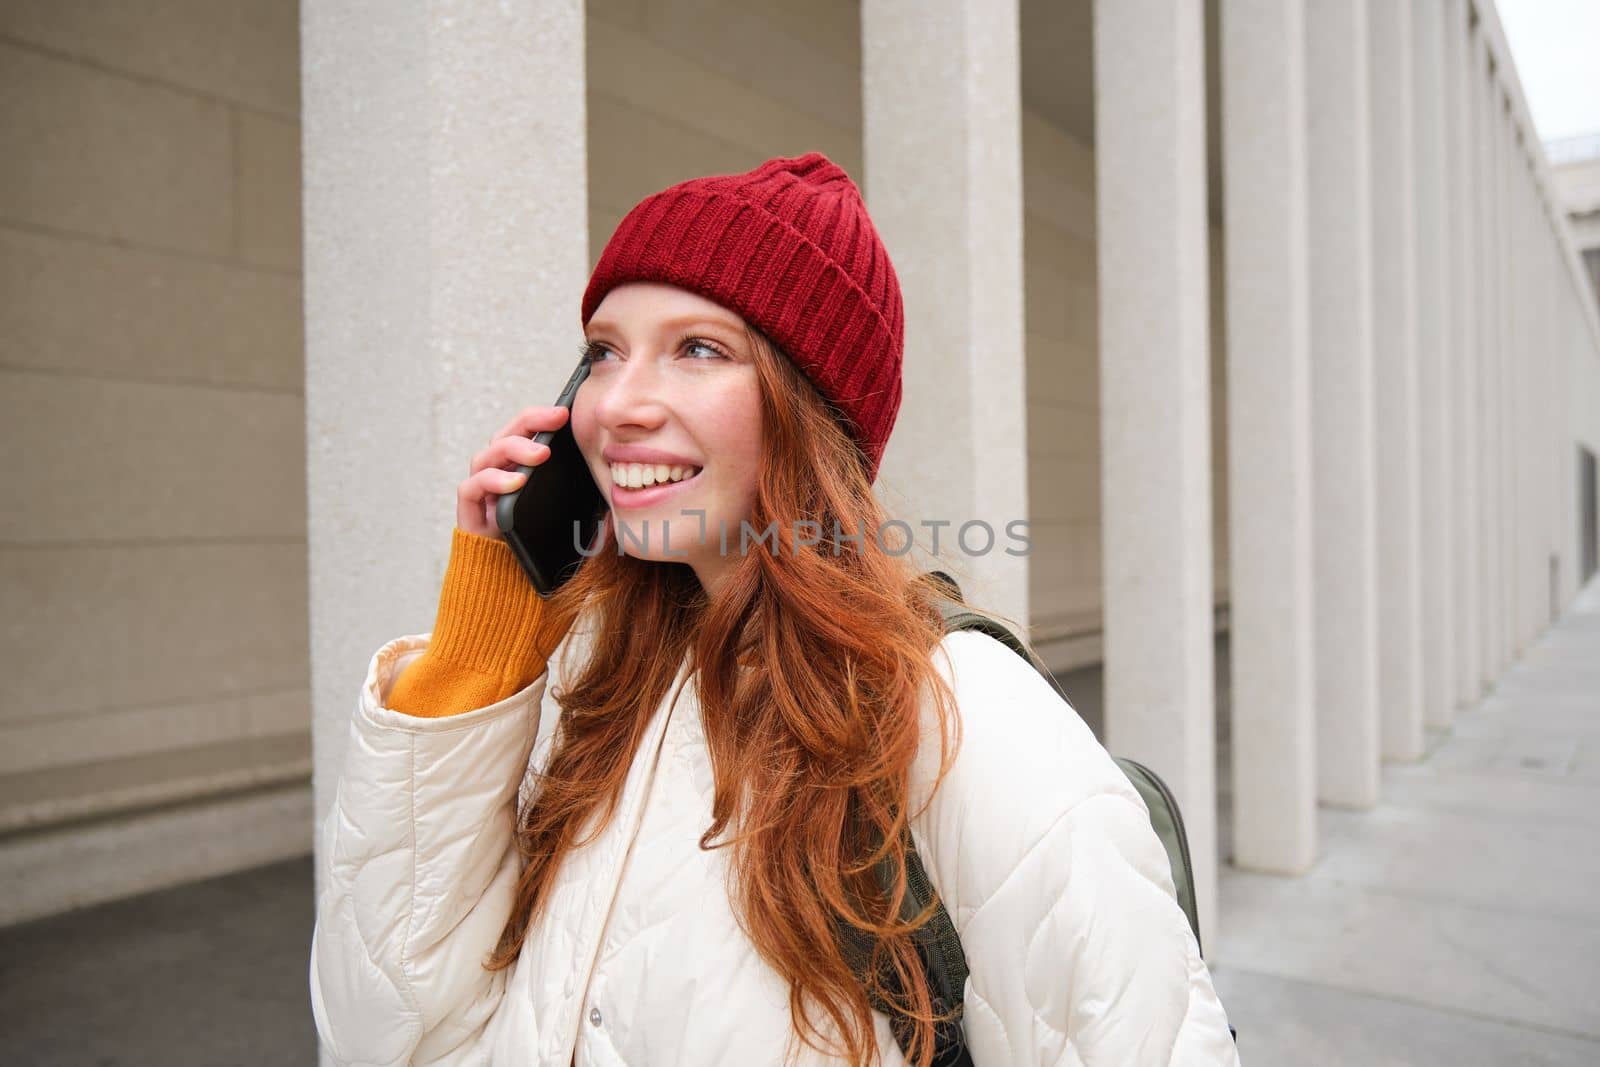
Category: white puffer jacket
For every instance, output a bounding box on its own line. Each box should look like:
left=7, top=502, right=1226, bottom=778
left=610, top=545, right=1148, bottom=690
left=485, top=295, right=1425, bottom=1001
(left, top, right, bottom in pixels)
left=309, top=618, right=1240, bottom=1066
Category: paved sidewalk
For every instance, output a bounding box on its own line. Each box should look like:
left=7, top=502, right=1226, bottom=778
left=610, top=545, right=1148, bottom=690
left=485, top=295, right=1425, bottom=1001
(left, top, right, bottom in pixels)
left=1211, top=577, right=1600, bottom=1065
left=0, top=854, right=316, bottom=1066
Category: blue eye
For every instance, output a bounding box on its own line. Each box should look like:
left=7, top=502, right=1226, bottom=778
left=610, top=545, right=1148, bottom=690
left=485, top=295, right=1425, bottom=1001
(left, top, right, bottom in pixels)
left=676, top=333, right=733, bottom=361
left=579, top=336, right=728, bottom=363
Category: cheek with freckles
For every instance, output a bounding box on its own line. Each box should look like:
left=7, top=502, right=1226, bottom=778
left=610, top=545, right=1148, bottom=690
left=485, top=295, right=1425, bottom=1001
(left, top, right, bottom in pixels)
left=690, top=378, right=763, bottom=522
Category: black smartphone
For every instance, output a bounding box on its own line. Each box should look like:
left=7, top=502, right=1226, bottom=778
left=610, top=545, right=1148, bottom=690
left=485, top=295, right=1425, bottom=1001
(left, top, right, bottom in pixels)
left=495, top=358, right=607, bottom=597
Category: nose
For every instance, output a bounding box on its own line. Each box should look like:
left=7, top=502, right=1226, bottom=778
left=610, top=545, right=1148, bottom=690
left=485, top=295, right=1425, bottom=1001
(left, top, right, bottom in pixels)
left=586, top=352, right=669, bottom=433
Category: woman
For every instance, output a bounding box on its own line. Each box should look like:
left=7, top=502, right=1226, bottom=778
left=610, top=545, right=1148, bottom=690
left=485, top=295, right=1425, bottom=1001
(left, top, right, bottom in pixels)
left=309, top=153, right=1239, bottom=1066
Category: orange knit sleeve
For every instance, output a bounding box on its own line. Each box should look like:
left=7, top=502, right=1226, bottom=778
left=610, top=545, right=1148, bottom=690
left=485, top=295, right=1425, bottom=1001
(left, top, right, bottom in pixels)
left=385, top=528, right=576, bottom=718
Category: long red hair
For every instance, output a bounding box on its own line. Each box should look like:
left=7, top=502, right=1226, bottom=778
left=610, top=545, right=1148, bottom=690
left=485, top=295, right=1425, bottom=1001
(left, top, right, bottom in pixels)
left=486, top=325, right=964, bottom=1067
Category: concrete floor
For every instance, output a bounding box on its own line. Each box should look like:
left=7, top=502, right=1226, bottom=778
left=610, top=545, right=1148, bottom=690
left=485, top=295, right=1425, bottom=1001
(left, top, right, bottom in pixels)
left=2, top=580, right=1596, bottom=1065
left=1211, top=575, right=1600, bottom=1065
left=0, top=855, right=317, bottom=1066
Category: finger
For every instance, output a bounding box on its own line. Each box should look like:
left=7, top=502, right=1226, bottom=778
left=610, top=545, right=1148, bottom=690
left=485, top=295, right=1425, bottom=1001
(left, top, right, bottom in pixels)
left=460, top=467, right=529, bottom=505
left=470, top=435, right=551, bottom=476
left=492, top=404, right=570, bottom=443
left=456, top=469, right=528, bottom=533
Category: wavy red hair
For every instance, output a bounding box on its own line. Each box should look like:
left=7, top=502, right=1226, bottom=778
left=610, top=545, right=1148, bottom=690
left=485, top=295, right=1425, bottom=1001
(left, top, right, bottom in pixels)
left=485, top=324, right=964, bottom=1067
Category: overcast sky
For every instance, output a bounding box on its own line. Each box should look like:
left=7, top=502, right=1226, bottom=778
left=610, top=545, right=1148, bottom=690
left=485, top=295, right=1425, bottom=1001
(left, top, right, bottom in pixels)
left=1496, top=0, right=1600, bottom=143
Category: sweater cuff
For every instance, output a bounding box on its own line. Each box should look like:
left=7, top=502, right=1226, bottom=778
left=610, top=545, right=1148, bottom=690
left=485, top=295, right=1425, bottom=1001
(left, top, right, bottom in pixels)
left=426, top=528, right=566, bottom=675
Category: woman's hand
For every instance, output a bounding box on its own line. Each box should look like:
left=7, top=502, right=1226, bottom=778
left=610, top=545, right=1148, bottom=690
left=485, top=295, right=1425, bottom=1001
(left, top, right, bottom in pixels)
left=456, top=405, right=571, bottom=539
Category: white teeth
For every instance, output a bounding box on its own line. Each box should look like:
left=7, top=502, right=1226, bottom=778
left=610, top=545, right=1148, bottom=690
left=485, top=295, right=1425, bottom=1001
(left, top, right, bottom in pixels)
left=610, top=461, right=701, bottom=488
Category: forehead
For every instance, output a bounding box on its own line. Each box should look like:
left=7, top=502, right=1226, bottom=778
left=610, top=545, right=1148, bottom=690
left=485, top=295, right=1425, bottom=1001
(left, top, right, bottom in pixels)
left=586, top=282, right=746, bottom=335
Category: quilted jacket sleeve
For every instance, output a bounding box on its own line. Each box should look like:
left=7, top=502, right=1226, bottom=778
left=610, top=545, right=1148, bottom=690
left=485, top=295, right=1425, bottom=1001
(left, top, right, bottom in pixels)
left=908, top=631, right=1240, bottom=1066
left=309, top=531, right=571, bottom=1065
left=308, top=636, right=548, bottom=1066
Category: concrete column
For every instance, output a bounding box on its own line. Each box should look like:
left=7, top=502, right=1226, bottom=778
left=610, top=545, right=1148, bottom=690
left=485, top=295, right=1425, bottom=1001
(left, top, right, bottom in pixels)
left=1527, top=158, right=1551, bottom=637
left=1508, top=120, right=1525, bottom=653
left=1522, top=154, right=1535, bottom=642
left=302, top=3, right=590, bottom=829
left=1530, top=165, right=1552, bottom=637
left=1546, top=215, right=1566, bottom=621
left=1090, top=0, right=1219, bottom=939
left=1411, top=0, right=1455, bottom=730
left=1222, top=0, right=1317, bottom=873
left=1512, top=144, right=1531, bottom=648
left=862, top=0, right=1029, bottom=628
left=1445, top=0, right=1482, bottom=709
left=1545, top=214, right=1564, bottom=622
left=1526, top=159, right=1542, bottom=639
left=1485, top=65, right=1505, bottom=680
left=1541, top=197, right=1555, bottom=624
left=1473, top=34, right=1499, bottom=690
left=1304, top=0, right=1379, bottom=807
left=1493, top=93, right=1514, bottom=671
left=1509, top=144, right=1523, bottom=644
left=1537, top=216, right=1550, bottom=620
left=1535, top=208, right=1547, bottom=620
left=1369, top=0, right=1426, bottom=759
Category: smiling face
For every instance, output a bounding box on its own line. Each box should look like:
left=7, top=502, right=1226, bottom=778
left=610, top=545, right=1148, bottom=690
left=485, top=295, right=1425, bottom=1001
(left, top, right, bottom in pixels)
left=572, top=282, right=764, bottom=594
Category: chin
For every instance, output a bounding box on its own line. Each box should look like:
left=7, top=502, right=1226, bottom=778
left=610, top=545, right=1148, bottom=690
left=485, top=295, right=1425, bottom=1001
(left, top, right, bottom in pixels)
left=605, top=511, right=706, bottom=562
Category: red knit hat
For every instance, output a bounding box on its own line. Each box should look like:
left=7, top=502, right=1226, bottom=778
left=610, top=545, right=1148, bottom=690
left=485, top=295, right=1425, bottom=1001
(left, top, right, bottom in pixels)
left=580, top=153, right=904, bottom=483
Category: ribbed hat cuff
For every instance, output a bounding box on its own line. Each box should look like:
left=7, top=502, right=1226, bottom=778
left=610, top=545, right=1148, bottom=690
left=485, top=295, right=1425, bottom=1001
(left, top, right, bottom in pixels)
left=581, top=188, right=900, bottom=473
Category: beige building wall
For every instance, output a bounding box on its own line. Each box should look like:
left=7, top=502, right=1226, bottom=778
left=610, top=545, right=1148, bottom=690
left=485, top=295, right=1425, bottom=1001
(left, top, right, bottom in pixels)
left=1021, top=115, right=1103, bottom=661
left=585, top=0, right=863, bottom=264
left=0, top=3, right=310, bottom=921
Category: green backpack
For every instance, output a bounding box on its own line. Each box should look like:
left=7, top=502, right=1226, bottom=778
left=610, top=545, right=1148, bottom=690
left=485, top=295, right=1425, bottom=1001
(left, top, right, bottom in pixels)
left=835, top=571, right=1204, bottom=1066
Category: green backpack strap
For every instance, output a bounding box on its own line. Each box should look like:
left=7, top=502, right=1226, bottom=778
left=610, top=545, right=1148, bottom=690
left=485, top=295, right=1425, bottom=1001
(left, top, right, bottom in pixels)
left=927, top=577, right=1072, bottom=705
left=920, top=570, right=1204, bottom=955
left=841, top=571, right=1209, bottom=1064
left=1110, top=756, right=1203, bottom=957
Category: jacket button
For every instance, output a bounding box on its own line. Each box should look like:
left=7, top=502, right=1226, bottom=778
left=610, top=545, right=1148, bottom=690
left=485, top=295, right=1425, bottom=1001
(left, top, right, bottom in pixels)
left=589, top=1006, right=602, bottom=1027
